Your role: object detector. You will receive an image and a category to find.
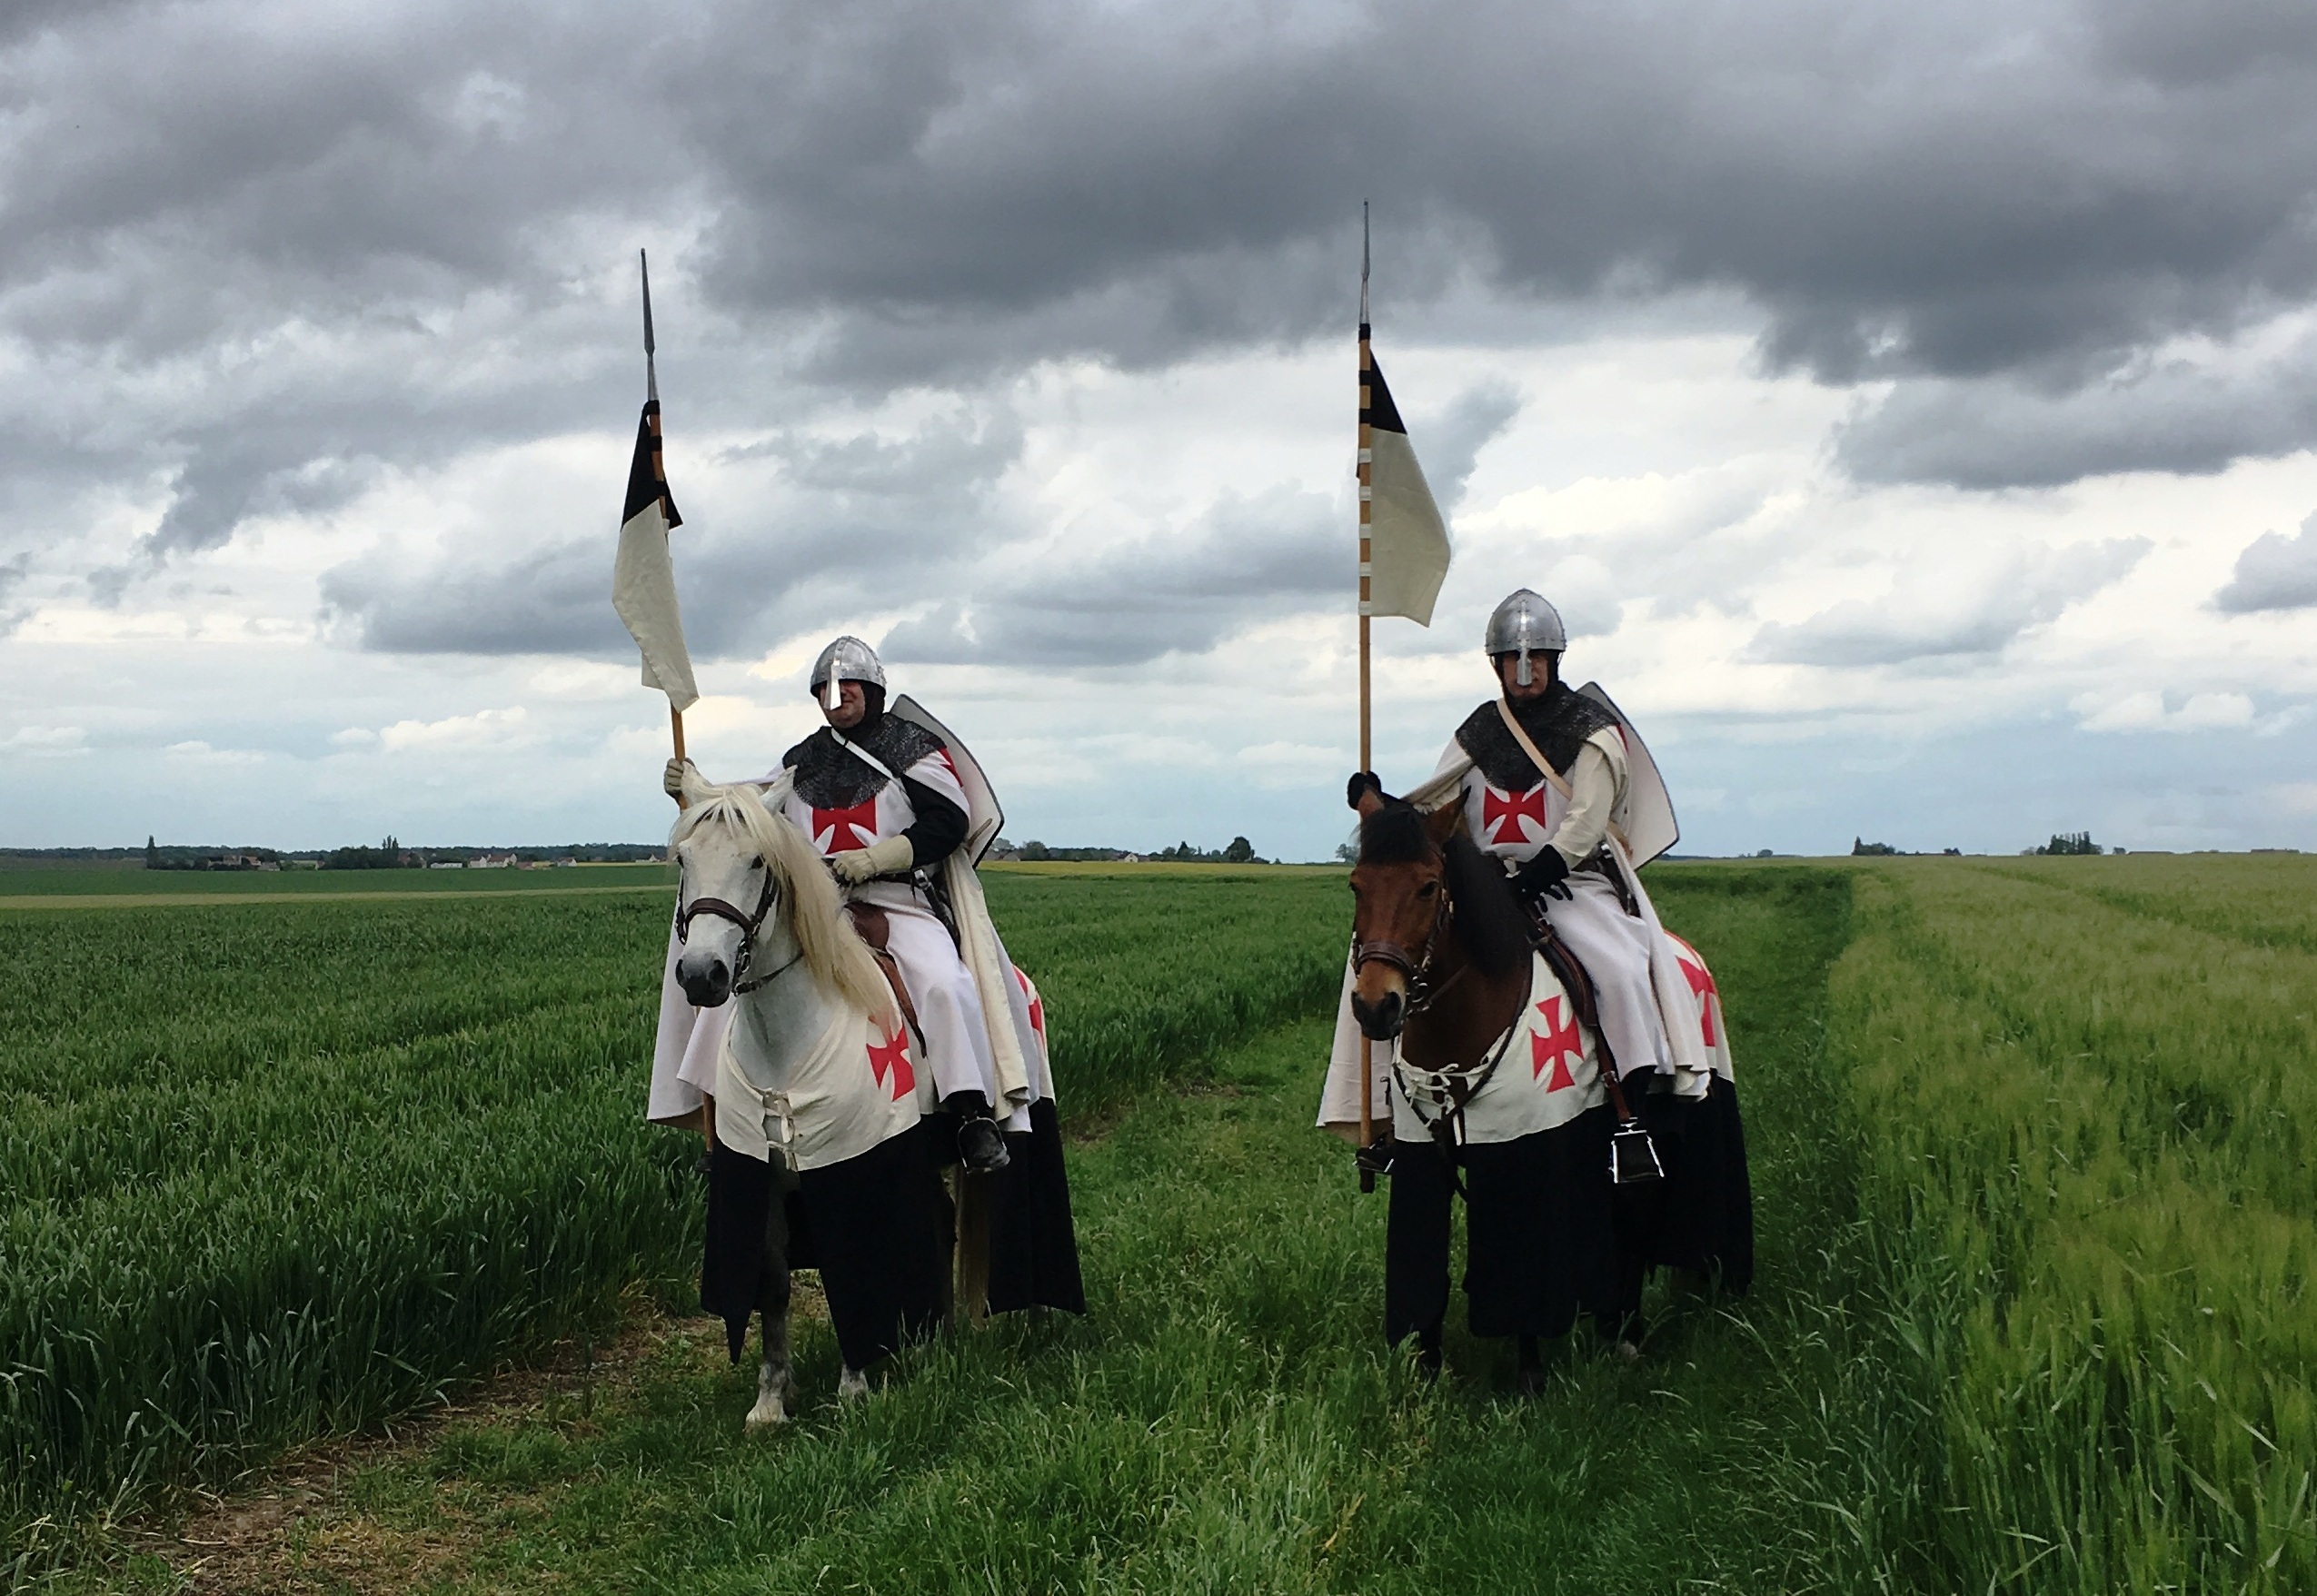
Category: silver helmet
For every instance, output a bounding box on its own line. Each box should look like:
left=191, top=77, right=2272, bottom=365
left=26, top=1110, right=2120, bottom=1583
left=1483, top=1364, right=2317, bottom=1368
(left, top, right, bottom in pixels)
left=809, top=636, right=887, bottom=711
left=1484, top=589, right=1566, bottom=688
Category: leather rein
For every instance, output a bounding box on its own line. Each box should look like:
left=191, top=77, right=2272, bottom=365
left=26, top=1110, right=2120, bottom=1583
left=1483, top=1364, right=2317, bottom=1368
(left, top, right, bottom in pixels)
left=674, top=867, right=803, bottom=996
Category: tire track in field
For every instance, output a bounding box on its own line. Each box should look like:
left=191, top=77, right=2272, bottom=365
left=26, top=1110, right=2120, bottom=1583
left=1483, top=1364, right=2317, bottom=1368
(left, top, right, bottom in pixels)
left=1965, top=861, right=2317, bottom=957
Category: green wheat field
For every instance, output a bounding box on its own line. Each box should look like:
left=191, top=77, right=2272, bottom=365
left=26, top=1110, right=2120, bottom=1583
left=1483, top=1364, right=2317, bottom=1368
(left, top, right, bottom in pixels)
left=3, top=857, right=2312, bottom=1591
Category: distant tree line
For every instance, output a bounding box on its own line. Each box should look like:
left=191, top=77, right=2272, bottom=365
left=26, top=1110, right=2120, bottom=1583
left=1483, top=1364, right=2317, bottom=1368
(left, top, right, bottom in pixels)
left=1156, top=837, right=1261, bottom=864
left=2029, top=831, right=2103, bottom=856
left=322, top=836, right=410, bottom=870
left=997, top=836, right=1266, bottom=864
left=144, top=836, right=285, bottom=871
left=132, top=838, right=674, bottom=870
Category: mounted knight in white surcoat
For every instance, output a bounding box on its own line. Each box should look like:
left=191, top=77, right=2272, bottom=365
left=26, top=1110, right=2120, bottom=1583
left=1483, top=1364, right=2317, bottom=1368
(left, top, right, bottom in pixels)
left=648, top=636, right=1049, bottom=1175
left=1324, top=588, right=1715, bottom=1120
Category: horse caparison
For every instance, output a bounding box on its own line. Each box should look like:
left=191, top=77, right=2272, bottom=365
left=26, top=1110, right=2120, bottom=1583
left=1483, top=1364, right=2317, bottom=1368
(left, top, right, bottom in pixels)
left=1349, top=787, right=1627, bottom=1384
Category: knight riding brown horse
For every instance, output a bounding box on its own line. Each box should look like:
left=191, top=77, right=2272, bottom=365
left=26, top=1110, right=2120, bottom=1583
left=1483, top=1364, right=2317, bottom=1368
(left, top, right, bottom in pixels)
left=1342, top=778, right=1749, bottom=1385
left=1346, top=785, right=1627, bottom=1387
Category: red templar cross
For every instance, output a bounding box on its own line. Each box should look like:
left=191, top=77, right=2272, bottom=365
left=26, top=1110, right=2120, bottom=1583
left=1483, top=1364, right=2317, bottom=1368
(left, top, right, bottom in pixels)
left=1483, top=784, right=1548, bottom=846
left=810, top=798, right=880, bottom=854
left=1530, top=994, right=1582, bottom=1091
left=868, top=1026, right=915, bottom=1100
left=1673, top=937, right=1719, bottom=1047
left=1014, top=967, right=1046, bottom=1045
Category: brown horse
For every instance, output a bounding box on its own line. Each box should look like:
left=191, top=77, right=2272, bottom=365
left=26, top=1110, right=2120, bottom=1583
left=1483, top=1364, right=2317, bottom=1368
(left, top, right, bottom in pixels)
left=1347, top=784, right=1664, bottom=1387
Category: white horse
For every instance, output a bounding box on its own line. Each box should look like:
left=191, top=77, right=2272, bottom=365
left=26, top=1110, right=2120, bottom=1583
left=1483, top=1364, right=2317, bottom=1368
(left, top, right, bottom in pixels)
left=670, top=769, right=943, bottom=1427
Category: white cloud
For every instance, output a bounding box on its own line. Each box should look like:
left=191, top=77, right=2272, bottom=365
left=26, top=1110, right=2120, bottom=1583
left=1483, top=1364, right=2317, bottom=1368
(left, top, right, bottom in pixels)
left=1749, top=539, right=2151, bottom=668
left=0, top=726, right=87, bottom=758
left=2214, top=511, right=2317, bottom=614
left=374, top=706, right=532, bottom=752
left=2073, top=690, right=2256, bottom=733
left=164, top=739, right=265, bottom=765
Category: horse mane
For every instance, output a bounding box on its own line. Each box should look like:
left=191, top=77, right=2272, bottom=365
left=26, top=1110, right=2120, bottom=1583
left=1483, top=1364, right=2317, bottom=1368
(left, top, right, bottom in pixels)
left=1441, top=829, right=1532, bottom=978
left=1357, top=801, right=1429, bottom=864
left=670, top=769, right=898, bottom=1026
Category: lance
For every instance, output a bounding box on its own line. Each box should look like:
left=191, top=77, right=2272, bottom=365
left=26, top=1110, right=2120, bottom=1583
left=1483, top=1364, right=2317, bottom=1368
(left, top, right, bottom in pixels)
left=641, top=249, right=687, bottom=779
left=1357, top=202, right=1376, bottom=1192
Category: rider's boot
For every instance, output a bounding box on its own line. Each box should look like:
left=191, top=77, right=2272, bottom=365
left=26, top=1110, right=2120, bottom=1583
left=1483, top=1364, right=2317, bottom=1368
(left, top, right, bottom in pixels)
left=945, top=1091, right=1012, bottom=1174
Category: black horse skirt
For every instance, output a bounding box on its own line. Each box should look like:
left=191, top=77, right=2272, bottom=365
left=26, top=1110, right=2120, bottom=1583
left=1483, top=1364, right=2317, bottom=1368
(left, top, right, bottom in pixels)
left=985, top=1098, right=1089, bottom=1316
left=1635, top=1073, right=1755, bottom=1294
left=703, top=1122, right=951, bottom=1371
left=1385, top=1102, right=1617, bottom=1343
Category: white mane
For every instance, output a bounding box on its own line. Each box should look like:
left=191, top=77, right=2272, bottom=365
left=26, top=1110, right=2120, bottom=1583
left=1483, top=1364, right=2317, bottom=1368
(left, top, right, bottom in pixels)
left=670, top=769, right=897, bottom=1026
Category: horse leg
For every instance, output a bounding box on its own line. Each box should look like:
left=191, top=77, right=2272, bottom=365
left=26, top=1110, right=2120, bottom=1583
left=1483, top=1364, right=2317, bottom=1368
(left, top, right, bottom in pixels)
left=1605, top=1178, right=1658, bottom=1358
left=1516, top=1334, right=1545, bottom=1396
left=1385, top=1139, right=1455, bottom=1377
left=746, top=1232, right=797, bottom=1430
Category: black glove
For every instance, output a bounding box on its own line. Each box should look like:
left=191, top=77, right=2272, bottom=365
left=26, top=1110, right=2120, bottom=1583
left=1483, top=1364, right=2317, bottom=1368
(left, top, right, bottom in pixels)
left=1346, top=770, right=1385, bottom=809
left=1516, top=848, right=1573, bottom=901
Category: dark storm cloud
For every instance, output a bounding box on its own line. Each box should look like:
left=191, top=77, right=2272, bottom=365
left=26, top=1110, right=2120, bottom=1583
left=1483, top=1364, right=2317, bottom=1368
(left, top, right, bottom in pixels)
left=674, top=0, right=2317, bottom=389
left=320, top=405, right=1026, bottom=656
left=2215, top=512, right=2317, bottom=613
left=12, top=0, right=2317, bottom=615
left=1419, top=381, right=1524, bottom=511
left=1835, top=333, right=2317, bottom=489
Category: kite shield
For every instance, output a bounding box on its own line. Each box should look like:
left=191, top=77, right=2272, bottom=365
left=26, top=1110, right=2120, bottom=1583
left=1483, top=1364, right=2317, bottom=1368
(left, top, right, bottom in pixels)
left=1577, top=681, right=1679, bottom=867
left=890, top=694, right=1006, bottom=867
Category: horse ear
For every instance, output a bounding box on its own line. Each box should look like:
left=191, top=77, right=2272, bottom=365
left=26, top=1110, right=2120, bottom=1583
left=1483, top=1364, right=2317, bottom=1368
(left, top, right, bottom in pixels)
left=1421, top=800, right=1462, bottom=848
left=1353, top=787, right=1388, bottom=819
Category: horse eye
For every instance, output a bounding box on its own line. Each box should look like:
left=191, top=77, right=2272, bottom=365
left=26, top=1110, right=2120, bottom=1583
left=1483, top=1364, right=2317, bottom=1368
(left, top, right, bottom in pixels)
left=1417, top=880, right=1438, bottom=897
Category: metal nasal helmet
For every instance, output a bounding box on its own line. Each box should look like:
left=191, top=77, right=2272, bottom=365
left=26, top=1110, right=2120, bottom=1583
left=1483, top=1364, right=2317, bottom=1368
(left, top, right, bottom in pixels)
left=809, top=636, right=888, bottom=712
left=1483, top=589, right=1566, bottom=688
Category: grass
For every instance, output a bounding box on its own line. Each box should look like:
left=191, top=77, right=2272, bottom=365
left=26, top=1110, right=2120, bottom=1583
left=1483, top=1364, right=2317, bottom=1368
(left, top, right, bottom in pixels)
left=1758, top=856, right=2317, bottom=1593
left=0, top=871, right=1348, bottom=1580
left=85, top=868, right=1855, bottom=1594
left=17, top=855, right=2314, bottom=1592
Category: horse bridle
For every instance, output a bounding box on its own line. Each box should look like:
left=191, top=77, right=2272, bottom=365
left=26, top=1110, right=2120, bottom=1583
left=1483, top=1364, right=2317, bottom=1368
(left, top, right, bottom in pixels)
left=674, top=867, right=801, bottom=996
left=1350, top=872, right=1466, bottom=1016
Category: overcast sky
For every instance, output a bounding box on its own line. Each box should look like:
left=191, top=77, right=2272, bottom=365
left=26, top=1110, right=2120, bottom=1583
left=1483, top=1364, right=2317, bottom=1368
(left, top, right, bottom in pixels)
left=4, top=0, right=2315, bottom=858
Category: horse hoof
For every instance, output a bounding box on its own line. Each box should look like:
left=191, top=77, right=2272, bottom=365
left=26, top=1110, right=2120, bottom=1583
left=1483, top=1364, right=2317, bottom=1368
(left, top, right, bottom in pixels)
left=744, top=1398, right=789, bottom=1431
left=838, top=1367, right=870, bottom=1403
left=1516, top=1366, right=1546, bottom=1397
left=1611, top=1339, right=1643, bottom=1364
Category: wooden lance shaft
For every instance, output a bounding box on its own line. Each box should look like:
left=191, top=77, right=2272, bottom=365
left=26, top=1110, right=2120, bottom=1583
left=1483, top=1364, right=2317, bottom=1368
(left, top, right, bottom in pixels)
left=1357, top=325, right=1375, bottom=1193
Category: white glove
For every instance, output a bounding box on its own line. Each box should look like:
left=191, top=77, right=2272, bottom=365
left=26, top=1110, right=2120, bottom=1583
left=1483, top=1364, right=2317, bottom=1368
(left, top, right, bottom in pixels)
left=663, top=758, right=695, bottom=799
left=830, top=835, right=912, bottom=885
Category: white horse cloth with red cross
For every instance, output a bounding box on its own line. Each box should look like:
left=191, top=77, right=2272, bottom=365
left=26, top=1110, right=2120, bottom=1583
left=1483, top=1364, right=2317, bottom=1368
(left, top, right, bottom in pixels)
left=1387, top=954, right=1607, bottom=1145
left=712, top=1002, right=933, bottom=1170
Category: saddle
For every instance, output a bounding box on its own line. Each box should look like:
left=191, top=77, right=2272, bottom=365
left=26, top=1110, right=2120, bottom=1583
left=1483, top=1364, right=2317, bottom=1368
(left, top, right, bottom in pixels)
left=1531, top=918, right=1663, bottom=1186
left=842, top=902, right=922, bottom=1043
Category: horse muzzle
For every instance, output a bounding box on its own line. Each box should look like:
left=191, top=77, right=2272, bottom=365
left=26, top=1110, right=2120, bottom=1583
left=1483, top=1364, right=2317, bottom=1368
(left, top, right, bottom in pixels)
left=676, top=948, right=733, bottom=1008
left=1350, top=938, right=1418, bottom=1039
left=1350, top=986, right=1405, bottom=1040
